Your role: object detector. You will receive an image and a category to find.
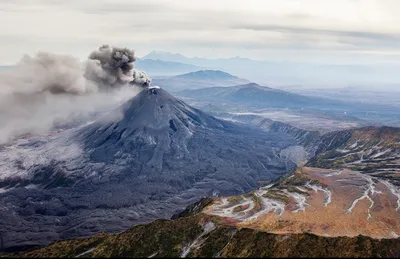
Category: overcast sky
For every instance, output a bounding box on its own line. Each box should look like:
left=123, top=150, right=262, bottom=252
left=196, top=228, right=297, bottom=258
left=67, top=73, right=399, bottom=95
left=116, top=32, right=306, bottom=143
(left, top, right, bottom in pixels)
left=1, top=0, right=400, bottom=65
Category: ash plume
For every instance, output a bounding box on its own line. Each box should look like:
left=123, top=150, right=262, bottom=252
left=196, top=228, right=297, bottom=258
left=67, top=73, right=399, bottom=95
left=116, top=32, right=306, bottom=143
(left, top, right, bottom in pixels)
left=0, top=44, right=151, bottom=144
left=0, top=52, right=96, bottom=96
left=85, top=45, right=150, bottom=88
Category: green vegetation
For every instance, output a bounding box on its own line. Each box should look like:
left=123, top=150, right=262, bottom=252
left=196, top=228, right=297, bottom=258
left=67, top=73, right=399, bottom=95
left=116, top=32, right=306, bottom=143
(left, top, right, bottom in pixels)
left=232, top=204, right=249, bottom=213
left=250, top=194, right=262, bottom=212
left=287, top=185, right=308, bottom=195
left=16, top=214, right=400, bottom=258
left=263, top=191, right=290, bottom=204
left=14, top=233, right=110, bottom=258
left=227, top=195, right=244, bottom=204
left=186, top=228, right=235, bottom=257
left=172, top=197, right=214, bottom=219
left=276, top=173, right=324, bottom=191
left=0, top=252, right=11, bottom=258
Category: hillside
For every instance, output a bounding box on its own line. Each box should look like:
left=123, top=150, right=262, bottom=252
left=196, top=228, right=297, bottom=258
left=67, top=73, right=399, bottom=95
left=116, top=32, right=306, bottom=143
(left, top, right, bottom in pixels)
left=204, top=167, right=400, bottom=239
left=308, top=126, right=400, bottom=185
left=200, top=126, right=400, bottom=239
left=179, top=82, right=344, bottom=111
left=178, top=83, right=399, bottom=127
left=151, top=70, right=250, bottom=92
left=15, top=211, right=399, bottom=258
left=174, top=70, right=242, bottom=81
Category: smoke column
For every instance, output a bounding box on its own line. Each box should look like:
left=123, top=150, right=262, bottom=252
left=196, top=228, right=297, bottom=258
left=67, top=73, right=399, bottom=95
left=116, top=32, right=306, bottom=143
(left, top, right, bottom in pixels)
left=85, top=44, right=150, bottom=88
left=0, top=45, right=151, bottom=144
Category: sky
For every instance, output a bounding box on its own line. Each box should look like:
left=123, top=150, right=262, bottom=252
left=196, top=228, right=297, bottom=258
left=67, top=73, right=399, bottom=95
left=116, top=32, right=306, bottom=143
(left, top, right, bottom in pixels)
left=1, top=0, right=400, bottom=66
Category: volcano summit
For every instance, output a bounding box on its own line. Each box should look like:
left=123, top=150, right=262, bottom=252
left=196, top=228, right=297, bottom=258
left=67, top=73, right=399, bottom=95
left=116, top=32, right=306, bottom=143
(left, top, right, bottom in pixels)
left=0, top=87, right=301, bottom=250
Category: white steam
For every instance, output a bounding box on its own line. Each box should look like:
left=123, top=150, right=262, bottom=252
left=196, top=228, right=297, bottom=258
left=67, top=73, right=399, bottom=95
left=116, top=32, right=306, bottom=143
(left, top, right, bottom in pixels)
left=0, top=44, right=151, bottom=144
left=0, top=52, right=96, bottom=95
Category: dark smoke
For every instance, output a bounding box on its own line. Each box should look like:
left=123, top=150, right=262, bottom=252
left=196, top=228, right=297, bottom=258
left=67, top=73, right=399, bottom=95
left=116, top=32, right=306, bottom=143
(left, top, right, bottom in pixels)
left=86, top=45, right=150, bottom=88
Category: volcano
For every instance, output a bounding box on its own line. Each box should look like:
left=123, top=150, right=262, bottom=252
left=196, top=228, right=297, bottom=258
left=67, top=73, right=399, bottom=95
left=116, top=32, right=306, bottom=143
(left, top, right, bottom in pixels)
left=0, top=87, right=300, bottom=250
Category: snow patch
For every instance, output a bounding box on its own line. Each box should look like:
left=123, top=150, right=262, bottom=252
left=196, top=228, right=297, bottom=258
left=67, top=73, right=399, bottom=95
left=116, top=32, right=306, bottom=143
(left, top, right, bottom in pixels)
left=381, top=180, right=400, bottom=212
left=284, top=190, right=309, bottom=212
left=323, top=169, right=344, bottom=177
left=349, top=141, right=359, bottom=149
left=76, top=247, right=96, bottom=257
left=180, top=222, right=216, bottom=258
left=346, top=175, right=381, bottom=220
left=244, top=191, right=285, bottom=221
left=305, top=182, right=332, bottom=206
left=371, top=149, right=391, bottom=158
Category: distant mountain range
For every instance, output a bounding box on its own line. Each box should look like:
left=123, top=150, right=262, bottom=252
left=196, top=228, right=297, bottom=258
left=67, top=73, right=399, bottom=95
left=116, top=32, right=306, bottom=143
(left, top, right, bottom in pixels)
left=180, top=83, right=310, bottom=107
left=177, top=82, right=400, bottom=127
left=175, top=70, right=242, bottom=81
left=142, top=51, right=400, bottom=88
left=135, top=58, right=202, bottom=76
left=143, top=51, right=269, bottom=84
left=143, top=51, right=189, bottom=63
left=143, top=51, right=257, bottom=67
left=151, top=70, right=250, bottom=92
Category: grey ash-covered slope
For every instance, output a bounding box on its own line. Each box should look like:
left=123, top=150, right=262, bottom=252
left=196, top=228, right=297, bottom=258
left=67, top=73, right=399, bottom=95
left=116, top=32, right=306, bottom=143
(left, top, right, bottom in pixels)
left=0, top=87, right=298, bottom=250
left=78, top=87, right=296, bottom=188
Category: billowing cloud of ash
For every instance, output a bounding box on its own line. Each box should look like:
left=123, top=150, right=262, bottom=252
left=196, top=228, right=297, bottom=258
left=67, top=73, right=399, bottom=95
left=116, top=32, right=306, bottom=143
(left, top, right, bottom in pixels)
left=85, top=44, right=150, bottom=88
left=0, top=45, right=151, bottom=144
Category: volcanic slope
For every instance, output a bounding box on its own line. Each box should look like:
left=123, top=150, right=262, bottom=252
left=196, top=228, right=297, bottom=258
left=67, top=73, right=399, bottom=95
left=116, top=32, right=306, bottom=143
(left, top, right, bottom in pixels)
left=0, top=87, right=299, bottom=250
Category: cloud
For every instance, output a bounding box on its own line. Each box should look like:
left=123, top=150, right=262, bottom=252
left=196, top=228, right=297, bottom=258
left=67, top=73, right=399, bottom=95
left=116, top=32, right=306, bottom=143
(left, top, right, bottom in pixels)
left=230, top=24, right=398, bottom=41
left=221, top=25, right=400, bottom=55
left=1, top=0, right=400, bottom=65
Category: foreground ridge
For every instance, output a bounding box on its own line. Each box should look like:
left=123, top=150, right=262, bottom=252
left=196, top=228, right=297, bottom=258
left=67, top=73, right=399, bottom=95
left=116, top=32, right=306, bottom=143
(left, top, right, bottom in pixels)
left=14, top=213, right=400, bottom=258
